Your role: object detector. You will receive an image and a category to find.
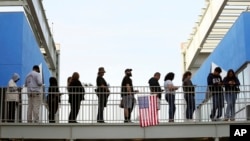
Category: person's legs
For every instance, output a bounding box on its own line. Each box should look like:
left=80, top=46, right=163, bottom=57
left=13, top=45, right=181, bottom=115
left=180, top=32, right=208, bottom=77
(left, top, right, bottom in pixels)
left=33, top=94, right=42, bottom=123
left=190, top=95, right=195, bottom=119
left=7, top=101, right=16, bottom=122
left=224, top=93, right=230, bottom=120
left=123, top=95, right=132, bottom=123
left=185, top=94, right=191, bottom=119
left=217, top=93, right=223, bottom=119
left=27, top=95, right=33, bottom=123
left=231, top=93, right=237, bottom=120
left=74, top=100, right=81, bottom=122
left=166, top=94, right=175, bottom=122
left=210, top=94, right=217, bottom=121
left=48, top=99, right=53, bottom=123
left=97, top=95, right=105, bottom=122
left=68, top=101, right=73, bottom=122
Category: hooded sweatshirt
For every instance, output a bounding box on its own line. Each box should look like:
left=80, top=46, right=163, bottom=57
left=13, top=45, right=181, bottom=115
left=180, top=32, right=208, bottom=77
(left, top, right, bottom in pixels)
left=207, top=73, right=223, bottom=94
left=6, top=73, right=20, bottom=102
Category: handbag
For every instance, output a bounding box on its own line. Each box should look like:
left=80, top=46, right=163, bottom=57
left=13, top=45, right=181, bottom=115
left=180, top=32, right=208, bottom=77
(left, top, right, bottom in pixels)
left=119, top=99, right=124, bottom=108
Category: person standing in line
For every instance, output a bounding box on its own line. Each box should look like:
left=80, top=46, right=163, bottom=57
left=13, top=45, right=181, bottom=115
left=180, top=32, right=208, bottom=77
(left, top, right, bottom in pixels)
left=182, top=71, right=195, bottom=121
left=47, top=77, right=60, bottom=123
left=68, top=72, right=85, bottom=123
left=207, top=67, right=224, bottom=121
left=164, top=72, right=179, bottom=122
left=25, top=65, right=43, bottom=123
left=6, top=73, right=20, bottom=122
left=223, top=69, right=240, bottom=121
left=121, top=68, right=138, bottom=123
left=148, top=72, right=162, bottom=110
left=96, top=67, right=110, bottom=123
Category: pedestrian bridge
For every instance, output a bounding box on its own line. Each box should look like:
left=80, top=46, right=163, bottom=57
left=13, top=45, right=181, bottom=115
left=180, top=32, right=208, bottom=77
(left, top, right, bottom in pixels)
left=1, top=121, right=248, bottom=141
left=0, top=86, right=250, bottom=141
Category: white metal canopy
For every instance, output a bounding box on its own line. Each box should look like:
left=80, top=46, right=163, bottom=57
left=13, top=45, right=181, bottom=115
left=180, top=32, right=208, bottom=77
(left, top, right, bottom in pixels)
left=182, top=0, right=250, bottom=72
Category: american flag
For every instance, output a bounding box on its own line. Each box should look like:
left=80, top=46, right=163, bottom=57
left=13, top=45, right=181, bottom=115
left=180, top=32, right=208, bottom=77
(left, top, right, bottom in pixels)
left=138, top=95, right=159, bottom=127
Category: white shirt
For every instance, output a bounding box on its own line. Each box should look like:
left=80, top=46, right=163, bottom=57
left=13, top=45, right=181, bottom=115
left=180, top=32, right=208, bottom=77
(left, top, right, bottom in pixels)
left=25, top=70, right=43, bottom=92
left=6, top=79, right=19, bottom=102
left=164, top=80, right=175, bottom=95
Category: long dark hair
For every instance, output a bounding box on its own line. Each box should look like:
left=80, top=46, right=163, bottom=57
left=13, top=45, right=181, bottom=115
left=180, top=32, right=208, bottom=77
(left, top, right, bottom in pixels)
left=49, top=77, right=58, bottom=86
left=182, top=71, right=192, bottom=82
left=164, top=72, right=175, bottom=81
left=226, top=69, right=236, bottom=79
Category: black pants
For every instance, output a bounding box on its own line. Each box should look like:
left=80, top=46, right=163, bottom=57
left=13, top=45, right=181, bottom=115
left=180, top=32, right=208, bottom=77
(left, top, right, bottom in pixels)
left=69, top=99, right=81, bottom=123
left=210, top=93, right=224, bottom=119
left=7, top=101, right=18, bottom=122
left=48, top=99, right=59, bottom=123
left=184, top=94, right=195, bottom=119
left=97, top=94, right=108, bottom=122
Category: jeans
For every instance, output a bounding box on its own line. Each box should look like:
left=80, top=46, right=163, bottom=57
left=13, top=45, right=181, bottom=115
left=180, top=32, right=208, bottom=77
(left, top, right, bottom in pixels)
left=97, top=94, right=108, bottom=122
left=210, top=93, right=224, bottom=119
left=224, top=93, right=237, bottom=119
left=165, top=94, right=176, bottom=120
left=184, top=94, right=195, bottom=119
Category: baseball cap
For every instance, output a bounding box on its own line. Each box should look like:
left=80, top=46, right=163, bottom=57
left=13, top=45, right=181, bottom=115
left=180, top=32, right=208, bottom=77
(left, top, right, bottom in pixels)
left=125, top=68, right=132, bottom=72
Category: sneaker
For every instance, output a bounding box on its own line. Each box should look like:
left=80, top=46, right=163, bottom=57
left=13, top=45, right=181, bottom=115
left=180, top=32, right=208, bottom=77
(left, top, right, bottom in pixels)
left=230, top=118, right=235, bottom=121
left=97, top=120, right=105, bottom=123
left=169, top=119, right=174, bottom=122
left=223, top=118, right=229, bottom=121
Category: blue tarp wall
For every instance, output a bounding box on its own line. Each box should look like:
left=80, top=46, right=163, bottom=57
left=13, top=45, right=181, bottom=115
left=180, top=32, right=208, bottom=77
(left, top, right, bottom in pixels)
left=192, top=12, right=250, bottom=105
left=0, top=12, right=51, bottom=87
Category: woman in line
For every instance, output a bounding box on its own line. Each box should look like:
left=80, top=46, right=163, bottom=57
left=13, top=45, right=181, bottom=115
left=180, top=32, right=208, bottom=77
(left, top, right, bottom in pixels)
left=47, top=77, right=60, bottom=123
left=182, top=71, right=195, bottom=121
left=164, top=72, right=179, bottom=122
left=68, top=72, right=85, bottom=123
left=223, top=69, right=240, bottom=121
left=6, top=73, right=20, bottom=122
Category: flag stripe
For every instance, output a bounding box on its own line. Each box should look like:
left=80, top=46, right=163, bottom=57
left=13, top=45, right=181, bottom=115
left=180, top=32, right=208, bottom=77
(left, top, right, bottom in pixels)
left=138, top=95, right=159, bottom=127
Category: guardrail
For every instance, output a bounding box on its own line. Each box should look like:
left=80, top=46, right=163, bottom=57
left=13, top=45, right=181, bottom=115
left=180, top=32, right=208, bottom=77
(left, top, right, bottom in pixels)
left=0, top=85, right=249, bottom=123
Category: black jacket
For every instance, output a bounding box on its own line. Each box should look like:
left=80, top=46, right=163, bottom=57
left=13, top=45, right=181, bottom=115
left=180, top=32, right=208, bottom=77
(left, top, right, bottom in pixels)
left=68, top=80, right=85, bottom=102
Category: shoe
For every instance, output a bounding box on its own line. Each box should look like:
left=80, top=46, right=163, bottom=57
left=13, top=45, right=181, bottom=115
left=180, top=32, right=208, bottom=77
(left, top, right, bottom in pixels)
left=211, top=118, right=216, bottom=122
left=169, top=119, right=174, bottom=122
left=69, top=121, right=78, bottom=123
left=223, top=118, right=229, bottom=121
left=97, top=121, right=105, bottom=123
left=230, top=118, right=235, bottom=121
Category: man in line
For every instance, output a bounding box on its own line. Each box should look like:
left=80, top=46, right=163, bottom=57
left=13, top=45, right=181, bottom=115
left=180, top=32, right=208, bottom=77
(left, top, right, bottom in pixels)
left=25, top=65, right=43, bottom=123
left=207, top=67, right=224, bottom=121
left=121, top=68, right=138, bottom=123
left=96, top=67, right=110, bottom=123
left=148, top=72, right=162, bottom=110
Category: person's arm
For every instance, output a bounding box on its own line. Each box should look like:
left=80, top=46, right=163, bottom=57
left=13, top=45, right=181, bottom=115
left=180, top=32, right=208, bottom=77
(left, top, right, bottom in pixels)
left=8, top=80, right=18, bottom=92
left=167, top=81, right=179, bottom=91
left=36, top=73, right=43, bottom=86
left=207, top=75, right=213, bottom=86
left=126, top=84, right=132, bottom=93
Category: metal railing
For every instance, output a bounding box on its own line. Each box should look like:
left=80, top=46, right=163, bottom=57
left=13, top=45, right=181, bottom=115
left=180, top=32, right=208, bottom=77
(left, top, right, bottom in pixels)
left=0, top=85, right=250, bottom=123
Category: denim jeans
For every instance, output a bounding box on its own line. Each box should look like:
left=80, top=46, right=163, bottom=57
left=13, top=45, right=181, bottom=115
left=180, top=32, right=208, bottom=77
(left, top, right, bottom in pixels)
left=97, top=94, right=108, bottom=122
left=224, top=93, right=237, bottom=119
left=210, top=93, right=224, bottom=119
left=165, top=94, right=176, bottom=120
left=184, top=94, right=195, bottom=119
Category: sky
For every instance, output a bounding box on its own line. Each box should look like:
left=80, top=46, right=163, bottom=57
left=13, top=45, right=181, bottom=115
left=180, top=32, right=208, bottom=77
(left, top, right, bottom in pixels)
left=42, top=0, right=205, bottom=87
